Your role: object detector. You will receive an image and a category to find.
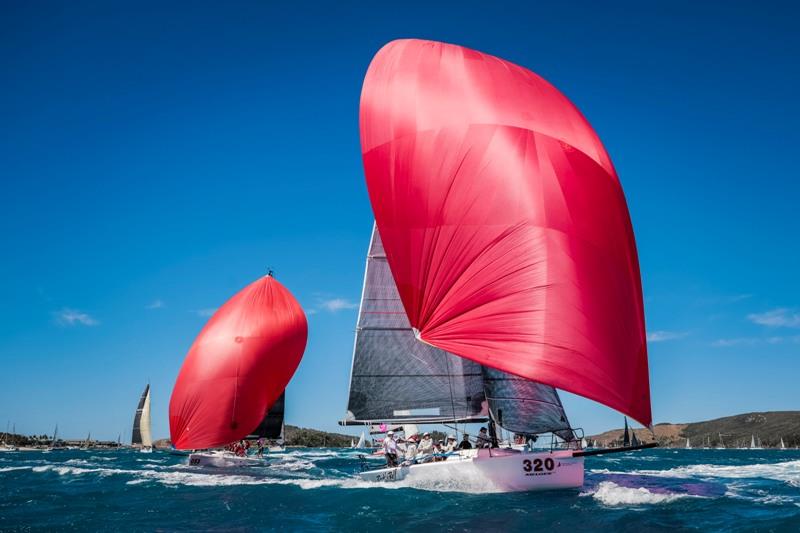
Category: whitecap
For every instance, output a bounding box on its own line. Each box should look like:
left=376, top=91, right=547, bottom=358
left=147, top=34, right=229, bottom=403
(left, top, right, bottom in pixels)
left=586, top=481, right=692, bottom=506
left=618, top=459, right=800, bottom=487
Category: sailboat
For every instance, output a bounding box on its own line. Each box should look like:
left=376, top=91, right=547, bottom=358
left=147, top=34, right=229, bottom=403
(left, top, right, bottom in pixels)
left=345, top=38, right=655, bottom=492
left=779, top=437, right=786, bottom=450
left=1, top=422, right=16, bottom=452
left=46, top=424, right=58, bottom=451
left=622, top=418, right=631, bottom=447
left=132, top=384, right=153, bottom=453
left=750, top=434, right=762, bottom=450
left=170, top=273, right=307, bottom=468
left=81, top=432, right=92, bottom=450
left=685, top=438, right=691, bottom=449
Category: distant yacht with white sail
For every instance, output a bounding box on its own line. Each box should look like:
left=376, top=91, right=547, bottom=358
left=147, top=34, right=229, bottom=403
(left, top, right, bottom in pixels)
left=132, top=384, right=153, bottom=453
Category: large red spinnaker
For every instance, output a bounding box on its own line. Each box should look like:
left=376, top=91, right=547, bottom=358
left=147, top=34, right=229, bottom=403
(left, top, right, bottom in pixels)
left=360, top=39, right=651, bottom=426
left=169, top=275, right=307, bottom=449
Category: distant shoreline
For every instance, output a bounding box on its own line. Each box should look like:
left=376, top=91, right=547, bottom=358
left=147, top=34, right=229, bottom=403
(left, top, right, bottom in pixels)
left=5, top=411, right=798, bottom=450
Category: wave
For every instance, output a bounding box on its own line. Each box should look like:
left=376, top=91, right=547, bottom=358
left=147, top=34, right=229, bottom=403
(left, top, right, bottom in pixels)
left=603, top=460, right=800, bottom=487
left=585, top=481, right=694, bottom=506
left=0, top=466, right=32, bottom=472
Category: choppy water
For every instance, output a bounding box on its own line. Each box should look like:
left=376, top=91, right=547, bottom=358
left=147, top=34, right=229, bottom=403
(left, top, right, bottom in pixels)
left=1, top=447, right=799, bottom=531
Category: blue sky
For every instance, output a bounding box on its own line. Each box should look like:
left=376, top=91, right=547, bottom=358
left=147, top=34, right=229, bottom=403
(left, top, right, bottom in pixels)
left=1, top=2, right=798, bottom=441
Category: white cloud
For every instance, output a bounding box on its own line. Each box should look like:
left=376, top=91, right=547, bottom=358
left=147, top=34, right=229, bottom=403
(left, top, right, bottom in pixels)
left=711, top=335, right=800, bottom=348
left=747, top=308, right=800, bottom=328
left=145, top=299, right=165, bottom=310
left=54, top=308, right=99, bottom=327
left=317, top=298, right=358, bottom=313
left=646, top=330, right=688, bottom=342
left=194, top=308, right=217, bottom=317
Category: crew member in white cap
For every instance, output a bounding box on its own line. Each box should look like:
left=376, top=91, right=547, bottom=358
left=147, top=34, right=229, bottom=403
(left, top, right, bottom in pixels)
left=443, top=435, right=457, bottom=453
left=382, top=430, right=398, bottom=467
left=418, top=432, right=434, bottom=461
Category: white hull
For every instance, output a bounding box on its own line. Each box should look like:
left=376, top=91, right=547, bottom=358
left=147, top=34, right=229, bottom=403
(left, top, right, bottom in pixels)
left=188, top=452, right=268, bottom=468
left=359, top=448, right=583, bottom=492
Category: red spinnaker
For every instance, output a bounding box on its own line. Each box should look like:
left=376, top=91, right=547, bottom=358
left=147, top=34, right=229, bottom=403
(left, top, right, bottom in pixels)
left=360, top=39, right=651, bottom=426
left=169, top=275, right=307, bottom=449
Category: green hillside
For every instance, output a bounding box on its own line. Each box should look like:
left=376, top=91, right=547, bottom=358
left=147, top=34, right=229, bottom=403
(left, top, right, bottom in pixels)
left=683, top=411, right=800, bottom=448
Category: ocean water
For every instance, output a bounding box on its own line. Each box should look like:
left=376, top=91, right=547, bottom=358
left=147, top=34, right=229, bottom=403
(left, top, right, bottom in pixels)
left=1, top=448, right=799, bottom=531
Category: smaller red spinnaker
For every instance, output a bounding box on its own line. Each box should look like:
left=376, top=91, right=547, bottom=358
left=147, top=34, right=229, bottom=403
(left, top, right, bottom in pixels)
left=169, top=275, right=307, bottom=450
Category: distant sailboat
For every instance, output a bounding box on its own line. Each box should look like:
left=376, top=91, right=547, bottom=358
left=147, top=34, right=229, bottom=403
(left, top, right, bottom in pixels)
left=780, top=437, right=786, bottom=450
left=353, top=431, right=366, bottom=449
left=622, top=418, right=631, bottom=447
left=630, top=426, right=640, bottom=447
left=685, top=438, right=691, bottom=449
left=81, top=432, right=91, bottom=450
left=1, top=421, right=16, bottom=452
left=47, top=424, right=58, bottom=451
left=132, top=384, right=153, bottom=453
left=169, top=274, right=307, bottom=468
left=750, top=434, right=762, bottom=450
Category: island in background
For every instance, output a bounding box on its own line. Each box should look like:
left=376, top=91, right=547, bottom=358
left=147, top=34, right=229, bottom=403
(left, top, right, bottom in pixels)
left=589, top=411, right=800, bottom=448
left=3, top=411, right=798, bottom=449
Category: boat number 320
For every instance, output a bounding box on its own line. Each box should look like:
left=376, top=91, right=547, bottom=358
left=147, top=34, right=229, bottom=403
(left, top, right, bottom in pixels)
left=523, top=458, right=555, bottom=472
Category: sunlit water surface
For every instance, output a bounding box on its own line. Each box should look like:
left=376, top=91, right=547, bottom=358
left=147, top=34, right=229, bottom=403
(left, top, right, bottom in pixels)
left=1, top=447, right=799, bottom=531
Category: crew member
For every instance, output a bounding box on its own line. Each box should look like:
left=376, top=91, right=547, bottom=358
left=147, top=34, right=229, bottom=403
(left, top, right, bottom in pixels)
left=382, top=430, right=398, bottom=467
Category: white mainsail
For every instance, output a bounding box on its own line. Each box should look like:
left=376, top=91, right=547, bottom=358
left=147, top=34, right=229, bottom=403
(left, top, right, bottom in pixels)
left=686, top=438, right=691, bottom=449
left=780, top=437, right=786, bottom=450
left=356, top=431, right=366, bottom=448
left=132, top=384, right=152, bottom=448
